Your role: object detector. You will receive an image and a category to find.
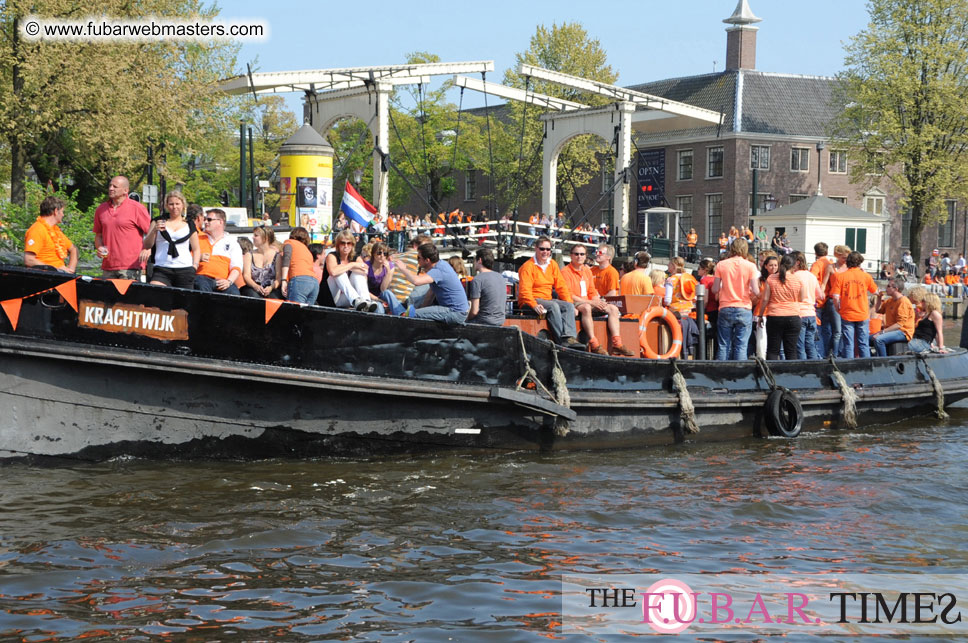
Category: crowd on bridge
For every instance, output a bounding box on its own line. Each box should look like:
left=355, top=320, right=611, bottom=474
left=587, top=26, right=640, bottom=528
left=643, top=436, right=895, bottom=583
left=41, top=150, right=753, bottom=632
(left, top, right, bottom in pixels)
left=20, top=176, right=959, bottom=360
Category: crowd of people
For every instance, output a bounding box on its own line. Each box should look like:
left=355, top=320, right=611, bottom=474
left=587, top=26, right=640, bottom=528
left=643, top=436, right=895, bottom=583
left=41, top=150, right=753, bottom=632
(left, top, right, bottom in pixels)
left=19, top=176, right=957, bottom=360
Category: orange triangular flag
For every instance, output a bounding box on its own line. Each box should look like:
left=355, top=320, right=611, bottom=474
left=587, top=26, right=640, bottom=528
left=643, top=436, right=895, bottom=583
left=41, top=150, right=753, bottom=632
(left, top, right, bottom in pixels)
left=109, top=279, right=134, bottom=295
left=265, top=298, right=284, bottom=324
left=1, top=298, right=22, bottom=332
left=55, top=279, right=78, bottom=312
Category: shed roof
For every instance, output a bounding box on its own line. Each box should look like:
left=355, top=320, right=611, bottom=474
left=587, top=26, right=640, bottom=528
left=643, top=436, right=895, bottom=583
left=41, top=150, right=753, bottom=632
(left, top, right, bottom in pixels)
left=755, top=195, right=889, bottom=221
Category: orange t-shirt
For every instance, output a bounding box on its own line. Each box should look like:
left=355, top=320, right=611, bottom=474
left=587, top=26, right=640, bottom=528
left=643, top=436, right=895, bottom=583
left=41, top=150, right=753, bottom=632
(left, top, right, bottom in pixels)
left=517, top=259, right=572, bottom=308
left=562, top=262, right=599, bottom=300
left=591, top=264, right=620, bottom=296
left=879, top=295, right=916, bottom=340
left=765, top=272, right=804, bottom=317
left=619, top=269, right=655, bottom=296
left=829, top=267, right=877, bottom=322
left=810, top=256, right=831, bottom=301
left=197, top=233, right=230, bottom=280
left=284, top=239, right=315, bottom=280
left=24, top=217, right=72, bottom=268
left=714, top=255, right=759, bottom=309
left=686, top=233, right=698, bottom=247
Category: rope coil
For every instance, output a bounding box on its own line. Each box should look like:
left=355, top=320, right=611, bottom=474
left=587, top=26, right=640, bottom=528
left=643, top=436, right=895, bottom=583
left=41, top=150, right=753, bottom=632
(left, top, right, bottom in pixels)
left=827, top=355, right=858, bottom=430
left=671, top=359, right=700, bottom=434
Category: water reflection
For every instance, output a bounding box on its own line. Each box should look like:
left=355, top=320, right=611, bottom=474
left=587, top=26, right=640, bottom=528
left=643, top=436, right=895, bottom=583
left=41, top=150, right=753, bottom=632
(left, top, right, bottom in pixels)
left=2, top=410, right=967, bottom=640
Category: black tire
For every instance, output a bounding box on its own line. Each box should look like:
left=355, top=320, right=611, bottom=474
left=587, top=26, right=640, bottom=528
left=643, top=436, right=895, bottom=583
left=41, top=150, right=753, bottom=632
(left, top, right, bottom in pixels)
left=765, top=388, right=803, bottom=438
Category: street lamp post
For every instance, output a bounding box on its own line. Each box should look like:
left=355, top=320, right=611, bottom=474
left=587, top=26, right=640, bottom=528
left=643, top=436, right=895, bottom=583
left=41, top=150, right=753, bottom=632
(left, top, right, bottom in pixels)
left=816, top=141, right=825, bottom=196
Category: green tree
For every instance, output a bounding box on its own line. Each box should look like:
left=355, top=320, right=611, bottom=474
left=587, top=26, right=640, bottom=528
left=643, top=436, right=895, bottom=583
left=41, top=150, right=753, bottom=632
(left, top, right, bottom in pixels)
left=0, top=0, right=238, bottom=209
left=831, top=0, right=968, bottom=265
left=386, top=51, right=488, bottom=213
left=495, top=22, right=616, bottom=220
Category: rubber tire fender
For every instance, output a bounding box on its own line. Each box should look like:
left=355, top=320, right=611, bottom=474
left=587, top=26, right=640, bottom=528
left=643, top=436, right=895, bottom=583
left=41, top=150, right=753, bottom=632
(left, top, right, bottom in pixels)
left=764, top=387, right=803, bottom=438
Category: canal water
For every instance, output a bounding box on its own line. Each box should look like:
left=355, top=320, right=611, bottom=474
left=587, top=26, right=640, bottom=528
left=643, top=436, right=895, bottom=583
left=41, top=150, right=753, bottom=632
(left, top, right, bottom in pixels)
left=2, top=407, right=968, bottom=641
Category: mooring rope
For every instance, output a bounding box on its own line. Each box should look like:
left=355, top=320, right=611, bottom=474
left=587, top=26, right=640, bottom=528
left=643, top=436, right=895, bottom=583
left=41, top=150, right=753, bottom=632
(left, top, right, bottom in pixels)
left=513, top=327, right=557, bottom=401
left=754, top=355, right=778, bottom=391
left=827, top=355, right=858, bottom=430
left=918, top=354, right=949, bottom=420
left=671, top=359, right=700, bottom=434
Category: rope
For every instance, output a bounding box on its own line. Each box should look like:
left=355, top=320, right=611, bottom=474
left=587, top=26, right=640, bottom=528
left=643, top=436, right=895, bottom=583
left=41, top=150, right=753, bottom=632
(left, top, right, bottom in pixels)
left=827, top=355, right=858, bottom=429
left=754, top=355, right=778, bottom=391
left=512, top=328, right=572, bottom=435
left=513, top=327, right=557, bottom=401
left=671, top=359, right=700, bottom=434
left=918, top=354, right=949, bottom=420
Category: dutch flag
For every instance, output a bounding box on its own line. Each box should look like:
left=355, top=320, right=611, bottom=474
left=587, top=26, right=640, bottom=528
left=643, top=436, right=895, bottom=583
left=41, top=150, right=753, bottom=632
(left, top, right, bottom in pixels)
left=340, top=180, right=377, bottom=228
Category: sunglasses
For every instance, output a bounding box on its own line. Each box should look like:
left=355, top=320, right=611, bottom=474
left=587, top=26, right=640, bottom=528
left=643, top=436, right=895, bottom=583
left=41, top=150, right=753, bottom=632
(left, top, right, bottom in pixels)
left=204, top=217, right=222, bottom=223
left=537, top=247, right=552, bottom=252
left=339, top=241, right=354, bottom=246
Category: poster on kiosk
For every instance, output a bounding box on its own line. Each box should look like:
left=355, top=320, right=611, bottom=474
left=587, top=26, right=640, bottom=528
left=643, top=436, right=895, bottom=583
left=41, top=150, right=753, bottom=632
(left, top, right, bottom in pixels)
left=279, top=155, right=333, bottom=239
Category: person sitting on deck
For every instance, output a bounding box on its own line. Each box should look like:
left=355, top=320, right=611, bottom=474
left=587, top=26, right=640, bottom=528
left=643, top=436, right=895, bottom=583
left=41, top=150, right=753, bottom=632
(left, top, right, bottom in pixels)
left=394, top=242, right=469, bottom=324
left=194, top=208, right=241, bottom=295
left=24, top=196, right=78, bottom=273
left=591, top=243, right=621, bottom=296
left=517, top=236, right=584, bottom=349
left=382, top=234, right=433, bottom=315
left=563, top=245, right=635, bottom=356
left=908, top=292, right=947, bottom=353
left=619, top=251, right=655, bottom=296
left=325, top=229, right=382, bottom=312
left=870, top=276, right=916, bottom=357
left=280, top=227, right=321, bottom=305
left=466, top=248, right=506, bottom=326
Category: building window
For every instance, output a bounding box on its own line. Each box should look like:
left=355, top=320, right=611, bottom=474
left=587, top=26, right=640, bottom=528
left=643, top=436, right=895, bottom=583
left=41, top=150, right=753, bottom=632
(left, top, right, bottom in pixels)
left=706, top=194, right=723, bottom=240
left=864, top=195, right=885, bottom=215
left=939, top=200, right=956, bottom=247
left=791, top=147, right=810, bottom=172
left=677, top=149, right=693, bottom=181
left=829, top=150, right=847, bottom=174
left=707, top=146, right=724, bottom=179
left=790, top=194, right=808, bottom=203
left=677, top=195, right=693, bottom=240
left=901, top=208, right=912, bottom=247
left=465, top=170, right=476, bottom=201
left=750, top=145, right=770, bottom=170
left=829, top=196, right=847, bottom=204
left=748, top=192, right=771, bottom=216
left=846, top=228, right=867, bottom=254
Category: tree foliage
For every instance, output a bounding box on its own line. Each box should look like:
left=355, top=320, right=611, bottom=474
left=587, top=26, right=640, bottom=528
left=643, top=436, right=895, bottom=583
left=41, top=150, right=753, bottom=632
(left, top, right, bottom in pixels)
left=831, top=0, right=968, bottom=264
left=495, top=22, right=617, bottom=221
left=0, top=0, right=239, bottom=209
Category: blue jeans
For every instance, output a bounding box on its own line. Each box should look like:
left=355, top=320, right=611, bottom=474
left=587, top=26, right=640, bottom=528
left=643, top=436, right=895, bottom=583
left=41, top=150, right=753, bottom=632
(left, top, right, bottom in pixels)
left=535, top=298, right=577, bottom=341
left=798, top=316, right=819, bottom=359
left=871, top=329, right=908, bottom=357
left=194, top=274, right=240, bottom=296
left=410, top=305, right=466, bottom=324
left=288, top=275, right=319, bottom=305
left=840, top=319, right=870, bottom=358
left=716, top=307, right=753, bottom=360
left=820, top=299, right=842, bottom=357
left=908, top=338, right=931, bottom=353
left=381, top=290, right=405, bottom=315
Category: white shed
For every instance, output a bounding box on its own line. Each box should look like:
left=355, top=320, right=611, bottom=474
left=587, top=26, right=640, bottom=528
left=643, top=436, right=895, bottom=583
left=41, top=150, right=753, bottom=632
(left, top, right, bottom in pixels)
left=750, top=195, right=891, bottom=272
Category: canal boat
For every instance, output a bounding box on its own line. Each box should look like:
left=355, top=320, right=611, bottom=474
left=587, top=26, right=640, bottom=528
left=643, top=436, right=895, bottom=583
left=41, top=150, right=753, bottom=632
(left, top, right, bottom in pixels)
left=1, top=264, right=966, bottom=462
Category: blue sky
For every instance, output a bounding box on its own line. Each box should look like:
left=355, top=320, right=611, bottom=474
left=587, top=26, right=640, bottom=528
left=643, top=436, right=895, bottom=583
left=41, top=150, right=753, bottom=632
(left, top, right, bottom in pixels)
left=224, top=0, right=871, bottom=116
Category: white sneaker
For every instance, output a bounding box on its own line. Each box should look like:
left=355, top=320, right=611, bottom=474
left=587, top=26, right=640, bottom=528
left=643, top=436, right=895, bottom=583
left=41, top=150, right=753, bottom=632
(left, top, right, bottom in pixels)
left=353, top=298, right=369, bottom=311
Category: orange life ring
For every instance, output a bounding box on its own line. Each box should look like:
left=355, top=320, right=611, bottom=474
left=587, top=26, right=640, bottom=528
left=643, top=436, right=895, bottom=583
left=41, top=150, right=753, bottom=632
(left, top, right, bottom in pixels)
left=638, top=306, right=683, bottom=359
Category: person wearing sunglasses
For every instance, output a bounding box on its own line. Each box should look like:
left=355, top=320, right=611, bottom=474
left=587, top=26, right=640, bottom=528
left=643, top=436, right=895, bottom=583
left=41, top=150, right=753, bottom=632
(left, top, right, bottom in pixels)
left=563, top=245, right=635, bottom=356
left=517, top=236, right=584, bottom=350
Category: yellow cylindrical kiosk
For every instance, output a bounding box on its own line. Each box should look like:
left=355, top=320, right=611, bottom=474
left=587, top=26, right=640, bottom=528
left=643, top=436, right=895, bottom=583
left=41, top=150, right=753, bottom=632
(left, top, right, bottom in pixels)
left=278, top=124, right=334, bottom=239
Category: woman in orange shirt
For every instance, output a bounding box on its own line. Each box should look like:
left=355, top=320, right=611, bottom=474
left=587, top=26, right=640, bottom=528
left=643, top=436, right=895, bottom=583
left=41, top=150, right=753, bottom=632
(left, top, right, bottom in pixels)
left=760, top=254, right=807, bottom=360
left=281, top=227, right=318, bottom=304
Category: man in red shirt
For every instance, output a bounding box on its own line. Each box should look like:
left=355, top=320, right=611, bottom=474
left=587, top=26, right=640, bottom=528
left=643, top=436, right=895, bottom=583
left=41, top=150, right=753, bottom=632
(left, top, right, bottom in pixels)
left=93, top=176, right=150, bottom=279
left=562, top=245, right=635, bottom=356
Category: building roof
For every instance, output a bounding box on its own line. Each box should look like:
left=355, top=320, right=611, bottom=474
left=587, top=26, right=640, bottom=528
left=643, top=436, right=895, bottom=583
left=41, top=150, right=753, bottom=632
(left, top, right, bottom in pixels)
left=627, top=70, right=839, bottom=142
left=755, top=195, right=889, bottom=221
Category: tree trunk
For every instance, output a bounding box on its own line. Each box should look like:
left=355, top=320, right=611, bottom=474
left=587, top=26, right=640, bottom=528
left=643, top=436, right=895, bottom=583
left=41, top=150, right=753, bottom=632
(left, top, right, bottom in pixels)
left=909, top=204, right=925, bottom=271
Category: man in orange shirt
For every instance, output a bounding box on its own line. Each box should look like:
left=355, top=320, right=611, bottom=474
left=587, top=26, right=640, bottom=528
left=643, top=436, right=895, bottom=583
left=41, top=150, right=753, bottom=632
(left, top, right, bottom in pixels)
left=829, top=251, right=877, bottom=358
left=620, top=251, right=655, bottom=296
left=517, top=236, right=583, bottom=349
left=24, top=196, right=78, bottom=273
left=712, top=238, right=760, bottom=360
left=527, top=212, right=541, bottom=247
left=685, top=228, right=698, bottom=262
left=563, top=245, right=634, bottom=356
left=870, top=277, right=916, bottom=356
left=819, top=244, right=849, bottom=357
left=591, top=243, right=620, bottom=296
left=194, top=208, right=242, bottom=294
